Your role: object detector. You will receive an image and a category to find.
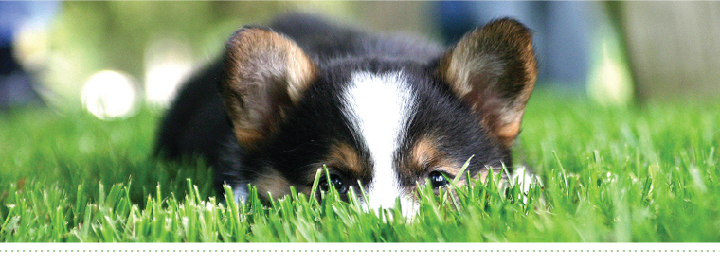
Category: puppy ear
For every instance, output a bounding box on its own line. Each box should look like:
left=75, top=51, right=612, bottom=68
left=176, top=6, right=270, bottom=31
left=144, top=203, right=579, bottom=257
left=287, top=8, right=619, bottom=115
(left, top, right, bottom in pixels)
left=219, top=27, right=317, bottom=150
left=439, top=18, right=537, bottom=148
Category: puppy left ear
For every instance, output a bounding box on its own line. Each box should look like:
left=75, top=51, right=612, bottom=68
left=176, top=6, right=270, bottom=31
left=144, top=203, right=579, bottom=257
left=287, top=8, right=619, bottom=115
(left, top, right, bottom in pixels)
left=439, top=18, right=537, bottom=148
left=219, top=27, right=317, bottom=151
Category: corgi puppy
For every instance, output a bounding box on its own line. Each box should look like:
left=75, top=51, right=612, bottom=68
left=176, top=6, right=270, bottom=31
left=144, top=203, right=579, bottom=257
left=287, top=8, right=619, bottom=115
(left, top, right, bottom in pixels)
left=155, top=14, right=537, bottom=211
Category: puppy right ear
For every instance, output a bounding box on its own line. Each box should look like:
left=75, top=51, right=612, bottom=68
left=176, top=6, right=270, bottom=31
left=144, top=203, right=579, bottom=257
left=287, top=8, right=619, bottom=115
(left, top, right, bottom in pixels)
left=218, top=27, right=317, bottom=151
left=438, top=18, right=537, bottom=148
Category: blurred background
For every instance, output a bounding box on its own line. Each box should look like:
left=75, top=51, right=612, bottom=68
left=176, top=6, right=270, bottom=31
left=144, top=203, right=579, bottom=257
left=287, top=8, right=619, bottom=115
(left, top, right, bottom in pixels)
left=1, top=1, right=718, bottom=118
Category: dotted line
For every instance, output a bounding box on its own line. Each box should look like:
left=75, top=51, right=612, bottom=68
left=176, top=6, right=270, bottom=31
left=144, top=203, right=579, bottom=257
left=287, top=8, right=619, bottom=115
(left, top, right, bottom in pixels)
left=0, top=249, right=717, bottom=253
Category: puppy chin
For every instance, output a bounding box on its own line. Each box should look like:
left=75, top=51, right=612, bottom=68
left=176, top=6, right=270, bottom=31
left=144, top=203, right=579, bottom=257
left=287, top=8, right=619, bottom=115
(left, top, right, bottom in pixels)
left=230, top=182, right=422, bottom=220
left=398, top=196, right=420, bottom=220
left=361, top=195, right=419, bottom=221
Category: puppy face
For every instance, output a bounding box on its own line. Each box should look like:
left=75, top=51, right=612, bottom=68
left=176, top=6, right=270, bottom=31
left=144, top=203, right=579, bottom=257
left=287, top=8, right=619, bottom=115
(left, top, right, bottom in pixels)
left=218, top=19, right=537, bottom=211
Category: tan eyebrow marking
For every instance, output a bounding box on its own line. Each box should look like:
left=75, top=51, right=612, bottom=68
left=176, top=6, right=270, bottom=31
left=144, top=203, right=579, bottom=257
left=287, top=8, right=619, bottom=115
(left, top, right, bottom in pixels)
left=302, top=141, right=372, bottom=185
left=326, top=142, right=365, bottom=174
left=399, top=135, right=462, bottom=187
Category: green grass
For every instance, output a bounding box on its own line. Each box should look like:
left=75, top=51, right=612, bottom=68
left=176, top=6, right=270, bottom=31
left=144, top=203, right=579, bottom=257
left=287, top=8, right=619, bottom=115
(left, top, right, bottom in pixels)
left=0, top=90, right=718, bottom=242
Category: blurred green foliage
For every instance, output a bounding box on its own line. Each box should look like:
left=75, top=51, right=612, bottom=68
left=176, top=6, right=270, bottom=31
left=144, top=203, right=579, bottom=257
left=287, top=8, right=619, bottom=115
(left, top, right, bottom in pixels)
left=45, top=1, right=363, bottom=102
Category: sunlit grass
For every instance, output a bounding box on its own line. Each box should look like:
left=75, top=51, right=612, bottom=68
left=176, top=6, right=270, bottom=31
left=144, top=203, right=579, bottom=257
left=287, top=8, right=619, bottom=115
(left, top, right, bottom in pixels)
left=0, top=90, right=718, bottom=242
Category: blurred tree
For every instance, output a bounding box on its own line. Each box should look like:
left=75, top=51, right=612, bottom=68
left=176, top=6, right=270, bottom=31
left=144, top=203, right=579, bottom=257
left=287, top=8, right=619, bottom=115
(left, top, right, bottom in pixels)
left=607, top=2, right=720, bottom=101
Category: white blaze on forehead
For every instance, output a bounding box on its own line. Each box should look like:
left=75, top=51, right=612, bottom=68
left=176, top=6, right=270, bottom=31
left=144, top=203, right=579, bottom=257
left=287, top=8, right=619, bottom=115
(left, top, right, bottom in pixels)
left=341, top=71, right=415, bottom=211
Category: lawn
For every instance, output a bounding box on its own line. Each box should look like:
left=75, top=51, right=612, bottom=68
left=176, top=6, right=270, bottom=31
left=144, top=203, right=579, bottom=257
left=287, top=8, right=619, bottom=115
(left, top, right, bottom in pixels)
left=0, top=89, right=718, bottom=242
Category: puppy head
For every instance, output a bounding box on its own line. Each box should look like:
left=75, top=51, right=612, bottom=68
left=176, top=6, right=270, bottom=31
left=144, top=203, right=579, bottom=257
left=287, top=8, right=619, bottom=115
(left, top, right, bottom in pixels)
left=218, top=19, right=536, bottom=212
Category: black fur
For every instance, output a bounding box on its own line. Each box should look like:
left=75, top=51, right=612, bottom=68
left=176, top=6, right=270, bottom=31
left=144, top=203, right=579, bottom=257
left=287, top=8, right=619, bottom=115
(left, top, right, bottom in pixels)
left=155, top=14, right=532, bottom=200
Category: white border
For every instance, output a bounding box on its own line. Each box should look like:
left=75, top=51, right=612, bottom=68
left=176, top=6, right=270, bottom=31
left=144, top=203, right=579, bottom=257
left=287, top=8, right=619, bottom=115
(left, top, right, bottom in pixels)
left=0, top=243, right=718, bottom=260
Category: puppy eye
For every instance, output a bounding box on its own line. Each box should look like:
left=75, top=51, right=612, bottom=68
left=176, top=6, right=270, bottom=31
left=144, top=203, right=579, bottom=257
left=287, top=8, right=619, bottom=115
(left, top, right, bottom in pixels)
left=428, top=170, right=449, bottom=188
left=319, top=173, right=349, bottom=194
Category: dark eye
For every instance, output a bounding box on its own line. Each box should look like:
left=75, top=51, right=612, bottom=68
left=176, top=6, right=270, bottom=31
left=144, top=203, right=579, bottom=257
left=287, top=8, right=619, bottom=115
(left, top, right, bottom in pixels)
left=319, top=173, right=349, bottom=194
left=429, top=170, right=449, bottom=188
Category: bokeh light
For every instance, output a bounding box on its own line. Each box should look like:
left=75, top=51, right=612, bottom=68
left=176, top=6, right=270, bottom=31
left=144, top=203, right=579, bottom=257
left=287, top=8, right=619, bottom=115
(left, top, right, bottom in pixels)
left=80, top=70, right=138, bottom=119
left=144, top=36, right=192, bottom=108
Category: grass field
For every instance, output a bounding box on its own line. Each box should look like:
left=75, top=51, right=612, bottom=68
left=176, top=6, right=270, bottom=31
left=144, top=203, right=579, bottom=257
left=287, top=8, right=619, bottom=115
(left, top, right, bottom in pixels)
left=0, top=90, right=718, bottom=242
